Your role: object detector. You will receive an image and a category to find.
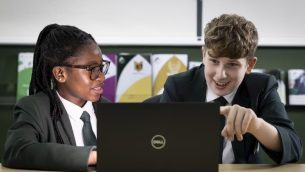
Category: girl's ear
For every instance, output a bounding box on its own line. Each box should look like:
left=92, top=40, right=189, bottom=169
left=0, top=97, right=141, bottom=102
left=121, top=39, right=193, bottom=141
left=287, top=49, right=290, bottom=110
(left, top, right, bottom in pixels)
left=246, top=57, right=257, bottom=74
left=52, top=66, right=66, bottom=83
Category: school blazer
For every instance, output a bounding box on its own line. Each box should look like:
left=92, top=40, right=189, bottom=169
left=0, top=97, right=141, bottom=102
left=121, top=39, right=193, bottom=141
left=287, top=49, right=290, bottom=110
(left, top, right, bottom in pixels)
left=2, top=92, right=109, bottom=171
left=161, top=64, right=302, bottom=164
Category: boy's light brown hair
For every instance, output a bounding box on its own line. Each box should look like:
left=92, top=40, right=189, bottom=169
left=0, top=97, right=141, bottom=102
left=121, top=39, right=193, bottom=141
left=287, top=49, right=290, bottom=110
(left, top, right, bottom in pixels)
left=204, top=14, right=258, bottom=59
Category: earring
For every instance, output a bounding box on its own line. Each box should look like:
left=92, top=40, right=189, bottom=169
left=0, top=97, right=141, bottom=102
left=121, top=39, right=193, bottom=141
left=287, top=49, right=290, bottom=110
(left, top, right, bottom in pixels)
left=58, top=75, right=63, bottom=81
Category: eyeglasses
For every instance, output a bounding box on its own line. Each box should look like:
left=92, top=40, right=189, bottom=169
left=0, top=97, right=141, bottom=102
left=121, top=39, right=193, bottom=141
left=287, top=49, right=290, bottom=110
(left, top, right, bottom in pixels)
left=61, top=60, right=110, bottom=80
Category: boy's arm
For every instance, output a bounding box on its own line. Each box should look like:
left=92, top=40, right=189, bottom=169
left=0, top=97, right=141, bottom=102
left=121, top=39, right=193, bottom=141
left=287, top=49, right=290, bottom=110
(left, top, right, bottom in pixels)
left=220, top=75, right=302, bottom=163
left=220, top=105, right=282, bottom=151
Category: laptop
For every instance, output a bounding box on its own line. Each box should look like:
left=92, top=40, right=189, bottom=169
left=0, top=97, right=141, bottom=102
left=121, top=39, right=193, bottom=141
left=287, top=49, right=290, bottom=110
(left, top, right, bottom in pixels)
left=96, top=102, right=219, bottom=172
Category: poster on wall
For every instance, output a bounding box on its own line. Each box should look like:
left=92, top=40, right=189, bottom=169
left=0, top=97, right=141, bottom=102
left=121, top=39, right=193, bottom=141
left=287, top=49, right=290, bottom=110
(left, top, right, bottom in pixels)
left=115, top=53, right=152, bottom=102
left=288, top=69, right=305, bottom=105
left=102, top=53, right=117, bottom=102
left=151, top=54, right=188, bottom=96
left=16, top=52, right=33, bottom=100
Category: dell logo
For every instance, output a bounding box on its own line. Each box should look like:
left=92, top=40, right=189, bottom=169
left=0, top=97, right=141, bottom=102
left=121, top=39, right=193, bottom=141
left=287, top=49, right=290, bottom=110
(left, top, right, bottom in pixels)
left=151, top=135, right=166, bottom=149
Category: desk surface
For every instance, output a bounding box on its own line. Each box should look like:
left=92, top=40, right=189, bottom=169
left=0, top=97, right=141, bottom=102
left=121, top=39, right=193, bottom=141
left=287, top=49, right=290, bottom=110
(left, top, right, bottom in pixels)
left=1, top=164, right=305, bottom=172
left=219, top=164, right=305, bottom=172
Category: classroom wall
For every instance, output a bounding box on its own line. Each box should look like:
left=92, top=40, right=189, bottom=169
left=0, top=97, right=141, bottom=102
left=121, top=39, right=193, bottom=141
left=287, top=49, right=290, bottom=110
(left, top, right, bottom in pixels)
left=0, top=45, right=304, bottom=163
left=1, top=0, right=305, bottom=46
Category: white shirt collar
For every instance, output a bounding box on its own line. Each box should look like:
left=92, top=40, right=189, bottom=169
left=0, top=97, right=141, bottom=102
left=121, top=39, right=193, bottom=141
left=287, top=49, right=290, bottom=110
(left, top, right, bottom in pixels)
left=205, top=85, right=238, bottom=104
left=56, top=91, right=94, bottom=121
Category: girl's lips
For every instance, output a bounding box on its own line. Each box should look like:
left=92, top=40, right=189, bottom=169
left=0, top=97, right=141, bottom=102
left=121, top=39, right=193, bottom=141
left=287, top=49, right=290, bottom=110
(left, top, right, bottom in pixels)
left=92, top=83, right=104, bottom=94
left=92, top=86, right=103, bottom=94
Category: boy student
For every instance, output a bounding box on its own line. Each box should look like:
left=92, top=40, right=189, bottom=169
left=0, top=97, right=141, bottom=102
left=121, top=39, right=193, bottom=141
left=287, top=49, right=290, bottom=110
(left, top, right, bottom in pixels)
left=160, top=14, right=302, bottom=163
left=3, top=24, right=110, bottom=171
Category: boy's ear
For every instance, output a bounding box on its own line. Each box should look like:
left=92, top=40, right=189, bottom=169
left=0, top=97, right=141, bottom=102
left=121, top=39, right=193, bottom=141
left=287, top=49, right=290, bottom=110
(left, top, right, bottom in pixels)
left=201, top=47, right=206, bottom=63
left=246, top=57, right=257, bottom=74
left=52, top=66, right=67, bottom=83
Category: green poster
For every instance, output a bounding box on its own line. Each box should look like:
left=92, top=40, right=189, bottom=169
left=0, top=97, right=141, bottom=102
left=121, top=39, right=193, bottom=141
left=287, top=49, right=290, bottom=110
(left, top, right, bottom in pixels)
left=16, top=52, right=33, bottom=100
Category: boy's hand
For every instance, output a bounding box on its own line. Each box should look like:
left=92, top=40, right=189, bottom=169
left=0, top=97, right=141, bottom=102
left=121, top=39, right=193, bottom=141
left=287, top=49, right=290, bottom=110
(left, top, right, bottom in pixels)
left=220, top=105, right=261, bottom=141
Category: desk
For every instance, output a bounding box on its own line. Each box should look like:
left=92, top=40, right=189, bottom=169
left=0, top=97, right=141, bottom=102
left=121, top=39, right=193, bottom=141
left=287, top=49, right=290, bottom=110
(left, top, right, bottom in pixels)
left=219, top=164, right=305, bottom=172
left=1, top=164, right=305, bottom=172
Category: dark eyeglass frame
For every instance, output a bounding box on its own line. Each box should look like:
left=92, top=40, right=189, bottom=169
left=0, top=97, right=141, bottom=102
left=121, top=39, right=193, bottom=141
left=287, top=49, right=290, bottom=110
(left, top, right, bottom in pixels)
left=61, top=60, right=110, bottom=80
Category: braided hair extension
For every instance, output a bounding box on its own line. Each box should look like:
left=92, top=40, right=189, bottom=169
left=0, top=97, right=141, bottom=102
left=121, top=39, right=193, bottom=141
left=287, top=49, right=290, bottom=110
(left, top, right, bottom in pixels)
left=29, top=24, right=97, bottom=143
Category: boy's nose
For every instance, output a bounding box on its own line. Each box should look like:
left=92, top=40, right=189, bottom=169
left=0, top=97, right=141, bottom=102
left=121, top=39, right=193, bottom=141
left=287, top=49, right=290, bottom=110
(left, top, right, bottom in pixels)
left=215, top=67, right=227, bottom=79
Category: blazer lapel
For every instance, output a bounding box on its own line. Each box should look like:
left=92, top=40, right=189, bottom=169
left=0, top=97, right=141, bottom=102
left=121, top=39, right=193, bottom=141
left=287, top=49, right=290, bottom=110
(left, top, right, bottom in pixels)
left=56, top=107, right=77, bottom=146
left=56, top=101, right=103, bottom=146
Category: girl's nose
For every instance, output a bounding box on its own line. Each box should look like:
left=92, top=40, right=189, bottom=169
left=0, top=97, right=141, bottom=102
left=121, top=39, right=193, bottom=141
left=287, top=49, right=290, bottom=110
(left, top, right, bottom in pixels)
left=96, top=72, right=105, bottom=81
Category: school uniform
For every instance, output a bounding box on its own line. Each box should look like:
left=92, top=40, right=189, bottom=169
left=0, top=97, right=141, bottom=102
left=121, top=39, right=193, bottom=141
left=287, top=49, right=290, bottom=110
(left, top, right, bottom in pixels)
left=2, top=92, right=109, bottom=171
left=160, top=64, right=302, bottom=163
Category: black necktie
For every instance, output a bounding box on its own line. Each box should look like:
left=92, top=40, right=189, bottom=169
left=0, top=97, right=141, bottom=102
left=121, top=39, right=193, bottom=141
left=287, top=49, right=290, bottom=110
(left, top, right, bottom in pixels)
left=80, top=111, right=97, bottom=146
left=213, top=96, right=228, bottom=106
left=213, top=96, right=228, bottom=163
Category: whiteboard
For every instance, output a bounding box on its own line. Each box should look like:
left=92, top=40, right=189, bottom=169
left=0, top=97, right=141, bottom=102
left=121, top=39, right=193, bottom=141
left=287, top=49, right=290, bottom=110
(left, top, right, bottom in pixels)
left=0, top=0, right=198, bottom=45
left=0, top=0, right=305, bottom=46
left=203, top=0, right=305, bottom=46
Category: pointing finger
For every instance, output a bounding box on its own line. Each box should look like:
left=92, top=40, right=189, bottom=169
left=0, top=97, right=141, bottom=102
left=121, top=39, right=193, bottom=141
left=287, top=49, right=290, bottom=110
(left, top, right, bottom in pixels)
left=220, top=106, right=230, bottom=117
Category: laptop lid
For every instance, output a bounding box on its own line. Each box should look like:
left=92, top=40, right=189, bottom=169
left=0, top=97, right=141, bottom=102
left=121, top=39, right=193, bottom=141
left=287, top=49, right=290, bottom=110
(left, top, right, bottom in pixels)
left=96, top=102, right=219, bottom=172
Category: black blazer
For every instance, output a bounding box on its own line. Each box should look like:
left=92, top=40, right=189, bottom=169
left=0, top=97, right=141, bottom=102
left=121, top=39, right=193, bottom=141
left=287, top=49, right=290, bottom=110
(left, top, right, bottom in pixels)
left=2, top=92, right=110, bottom=171
left=161, top=65, right=302, bottom=164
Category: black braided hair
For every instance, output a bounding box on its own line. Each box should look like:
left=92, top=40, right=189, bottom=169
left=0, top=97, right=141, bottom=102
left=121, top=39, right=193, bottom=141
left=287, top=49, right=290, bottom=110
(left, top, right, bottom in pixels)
left=29, top=24, right=97, bottom=143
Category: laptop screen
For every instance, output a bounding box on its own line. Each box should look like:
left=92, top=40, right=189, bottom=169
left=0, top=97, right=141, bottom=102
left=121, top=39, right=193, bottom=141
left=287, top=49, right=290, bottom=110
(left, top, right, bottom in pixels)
left=96, top=102, right=219, bottom=172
